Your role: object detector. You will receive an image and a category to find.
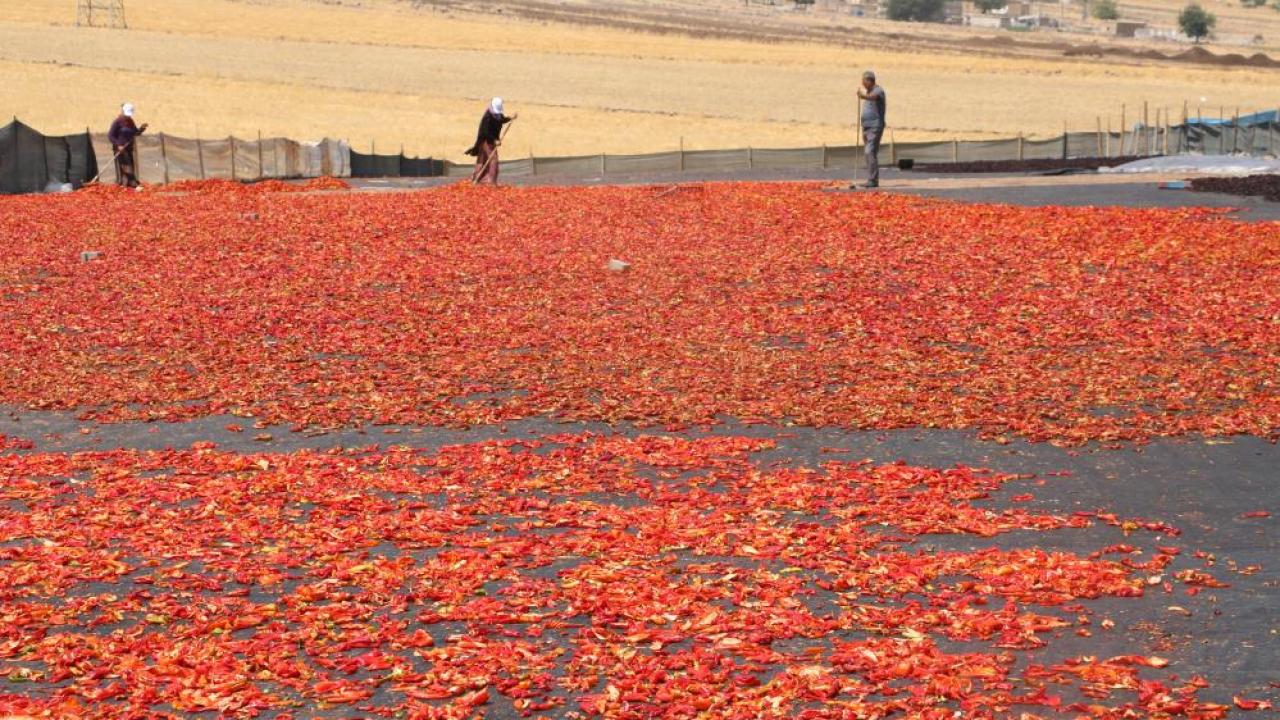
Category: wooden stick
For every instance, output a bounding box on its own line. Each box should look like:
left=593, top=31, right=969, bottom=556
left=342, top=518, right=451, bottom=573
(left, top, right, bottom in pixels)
left=159, top=132, right=170, bottom=185
left=1143, top=101, right=1149, bottom=155
left=472, top=118, right=516, bottom=184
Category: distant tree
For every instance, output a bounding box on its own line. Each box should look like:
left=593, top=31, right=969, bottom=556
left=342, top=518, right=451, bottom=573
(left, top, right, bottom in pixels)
left=1093, top=0, right=1120, bottom=19
left=1240, top=0, right=1266, bottom=7
left=974, top=0, right=1007, bottom=12
left=1178, top=3, right=1216, bottom=41
left=886, top=0, right=946, bottom=21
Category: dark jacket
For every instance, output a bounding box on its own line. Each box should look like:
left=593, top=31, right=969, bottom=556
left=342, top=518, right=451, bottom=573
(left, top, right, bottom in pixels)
left=108, top=115, right=142, bottom=150
left=465, top=110, right=511, bottom=156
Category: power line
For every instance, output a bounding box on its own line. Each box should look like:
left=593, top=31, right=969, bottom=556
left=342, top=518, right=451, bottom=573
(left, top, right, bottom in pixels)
left=76, top=0, right=127, bottom=29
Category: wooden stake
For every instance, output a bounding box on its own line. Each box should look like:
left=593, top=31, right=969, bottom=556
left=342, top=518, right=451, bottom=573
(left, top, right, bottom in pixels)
left=1163, top=109, right=1170, bottom=155
left=159, top=132, right=170, bottom=185
left=1219, top=107, right=1225, bottom=154
left=1143, top=101, right=1149, bottom=155
left=197, top=137, right=206, bottom=179
left=679, top=136, right=685, bottom=172
left=1017, top=133, right=1025, bottom=160
left=230, top=136, right=237, bottom=181
left=1120, top=104, right=1126, bottom=155
left=258, top=130, right=265, bottom=179
left=889, top=128, right=897, bottom=166
left=1096, top=116, right=1103, bottom=157
left=951, top=139, right=958, bottom=163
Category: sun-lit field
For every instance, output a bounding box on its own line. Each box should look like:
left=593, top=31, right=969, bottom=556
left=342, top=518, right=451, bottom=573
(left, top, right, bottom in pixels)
left=1, top=0, right=1278, bottom=159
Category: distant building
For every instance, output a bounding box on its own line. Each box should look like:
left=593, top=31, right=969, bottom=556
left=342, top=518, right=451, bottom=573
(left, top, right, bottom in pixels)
left=1114, top=20, right=1147, bottom=37
left=967, top=13, right=1012, bottom=27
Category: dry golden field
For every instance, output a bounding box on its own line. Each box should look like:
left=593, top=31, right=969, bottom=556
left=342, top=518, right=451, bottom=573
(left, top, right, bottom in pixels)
left=2, top=0, right=1277, bottom=159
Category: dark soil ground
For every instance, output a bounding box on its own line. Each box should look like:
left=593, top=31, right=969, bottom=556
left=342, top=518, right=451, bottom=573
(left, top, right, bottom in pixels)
left=2, top=407, right=1278, bottom=715
left=907, top=156, right=1148, bottom=174
left=1190, top=174, right=1280, bottom=203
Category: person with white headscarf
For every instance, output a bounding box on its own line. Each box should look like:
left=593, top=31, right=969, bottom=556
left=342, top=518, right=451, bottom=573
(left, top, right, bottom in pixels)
left=466, top=97, right=517, bottom=184
left=107, top=102, right=149, bottom=188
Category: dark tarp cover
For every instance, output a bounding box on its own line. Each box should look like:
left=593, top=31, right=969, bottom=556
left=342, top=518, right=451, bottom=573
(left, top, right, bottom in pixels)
left=350, top=151, right=444, bottom=178
left=0, top=119, right=99, bottom=194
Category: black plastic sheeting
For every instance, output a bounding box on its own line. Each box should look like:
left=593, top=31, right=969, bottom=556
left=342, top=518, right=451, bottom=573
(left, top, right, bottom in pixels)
left=1179, top=121, right=1278, bottom=155
left=1, top=119, right=99, bottom=194
left=350, top=151, right=444, bottom=178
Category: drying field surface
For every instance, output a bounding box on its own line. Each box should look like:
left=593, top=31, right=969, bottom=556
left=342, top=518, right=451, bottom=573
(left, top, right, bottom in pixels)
left=2, top=0, right=1279, bottom=159
left=1, top=182, right=1278, bottom=718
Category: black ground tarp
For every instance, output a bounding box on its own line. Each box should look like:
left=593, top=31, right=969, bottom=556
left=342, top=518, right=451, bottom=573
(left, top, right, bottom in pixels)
left=0, top=119, right=99, bottom=194
left=350, top=151, right=443, bottom=178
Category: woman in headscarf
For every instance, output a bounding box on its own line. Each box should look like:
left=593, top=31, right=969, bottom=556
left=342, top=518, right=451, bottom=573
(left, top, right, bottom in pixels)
left=466, top=97, right=517, bottom=184
left=107, top=102, right=148, bottom=188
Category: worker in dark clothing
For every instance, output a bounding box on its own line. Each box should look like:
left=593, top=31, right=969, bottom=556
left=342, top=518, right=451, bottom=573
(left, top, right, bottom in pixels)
left=107, top=103, right=148, bottom=188
left=465, top=97, right=517, bottom=184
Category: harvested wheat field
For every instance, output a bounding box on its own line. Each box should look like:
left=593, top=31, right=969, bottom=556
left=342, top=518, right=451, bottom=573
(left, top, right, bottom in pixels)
left=2, top=0, right=1278, bottom=159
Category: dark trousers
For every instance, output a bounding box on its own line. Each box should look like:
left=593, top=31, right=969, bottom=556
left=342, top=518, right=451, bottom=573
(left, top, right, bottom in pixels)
left=862, top=125, right=884, bottom=186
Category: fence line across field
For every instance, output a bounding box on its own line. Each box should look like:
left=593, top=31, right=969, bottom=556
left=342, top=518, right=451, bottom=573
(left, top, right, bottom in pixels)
left=2, top=117, right=1278, bottom=193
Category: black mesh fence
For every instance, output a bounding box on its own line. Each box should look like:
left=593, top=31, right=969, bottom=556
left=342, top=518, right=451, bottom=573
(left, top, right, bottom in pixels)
left=350, top=151, right=444, bottom=178
left=1, top=119, right=99, bottom=194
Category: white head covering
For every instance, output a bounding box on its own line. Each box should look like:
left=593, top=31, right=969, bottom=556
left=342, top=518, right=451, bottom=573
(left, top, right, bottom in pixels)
left=122, top=103, right=135, bottom=118
left=489, top=97, right=504, bottom=116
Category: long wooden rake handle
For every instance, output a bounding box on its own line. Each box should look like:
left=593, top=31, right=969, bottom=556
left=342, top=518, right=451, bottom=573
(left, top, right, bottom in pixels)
left=472, top=118, right=517, bottom=185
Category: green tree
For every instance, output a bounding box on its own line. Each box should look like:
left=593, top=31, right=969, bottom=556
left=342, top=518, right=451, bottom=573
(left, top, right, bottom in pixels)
left=974, top=0, right=1007, bottom=12
left=1240, top=0, right=1265, bottom=7
left=1178, top=3, right=1216, bottom=41
left=1093, top=0, right=1120, bottom=19
left=886, top=0, right=946, bottom=21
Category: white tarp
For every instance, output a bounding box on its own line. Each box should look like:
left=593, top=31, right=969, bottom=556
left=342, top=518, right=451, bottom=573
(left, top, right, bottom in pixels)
left=1103, top=155, right=1280, bottom=175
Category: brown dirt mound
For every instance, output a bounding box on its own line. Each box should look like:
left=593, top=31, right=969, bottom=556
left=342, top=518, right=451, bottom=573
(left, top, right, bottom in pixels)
left=1064, top=43, right=1280, bottom=68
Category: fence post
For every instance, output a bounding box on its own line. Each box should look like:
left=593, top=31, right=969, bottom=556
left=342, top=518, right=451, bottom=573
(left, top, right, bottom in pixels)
left=679, top=137, right=685, bottom=172
left=258, top=131, right=265, bottom=180
left=1163, top=110, right=1170, bottom=155
left=230, top=137, right=237, bottom=181
left=1142, top=101, right=1149, bottom=155
left=1120, top=105, right=1127, bottom=155
left=889, top=129, right=897, bottom=166
left=1061, top=122, right=1068, bottom=160
left=1219, top=107, right=1225, bottom=155
left=1095, top=117, right=1102, bottom=157
left=747, top=146, right=754, bottom=169
left=599, top=153, right=606, bottom=175
left=1232, top=108, right=1240, bottom=154
left=951, top=139, right=958, bottom=163
left=197, top=137, right=206, bottom=179
left=159, top=132, right=170, bottom=184
left=530, top=149, right=537, bottom=176
left=821, top=143, right=827, bottom=170
left=1017, top=133, right=1024, bottom=160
